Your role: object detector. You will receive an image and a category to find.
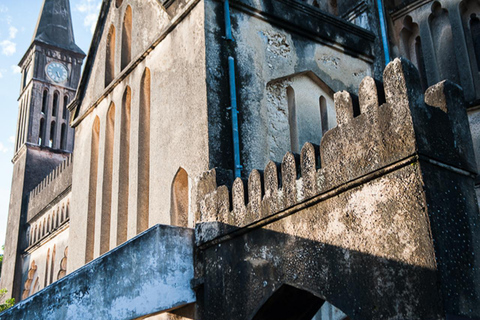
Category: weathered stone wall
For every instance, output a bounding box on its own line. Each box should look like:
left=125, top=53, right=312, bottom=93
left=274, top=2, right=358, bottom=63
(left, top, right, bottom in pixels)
left=195, top=59, right=480, bottom=319
left=204, top=0, right=377, bottom=174
left=69, top=0, right=208, bottom=272
left=0, top=225, right=195, bottom=320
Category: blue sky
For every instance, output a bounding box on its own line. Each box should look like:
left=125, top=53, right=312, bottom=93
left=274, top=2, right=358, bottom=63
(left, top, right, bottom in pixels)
left=0, top=0, right=101, bottom=252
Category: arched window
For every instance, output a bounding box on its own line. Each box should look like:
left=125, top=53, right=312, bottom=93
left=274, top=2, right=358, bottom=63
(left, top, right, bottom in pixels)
left=86, top=117, right=100, bottom=263
left=44, top=248, right=50, bottom=287
left=429, top=3, right=460, bottom=83
left=99, top=105, right=115, bottom=256
left=320, top=96, right=329, bottom=135
left=39, top=119, right=45, bottom=146
left=52, top=92, right=59, bottom=117
left=116, top=0, right=123, bottom=7
left=116, top=87, right=131, bottom=245
left=52, top=211, right=56, bottom=230
left=60, top=123, right=67, bottom=150
left=415, top=36, right=428, bottom=90
left=48, top=215, right=51, bottom=233
left=23, top=66, right=29, bottom=89
left=66, top=202, right=69, bottom=219
left=137, top=68, right=150, bottom=233
left=121, top=6, right=132, bottom=70
left=287, top=86, right=299, bottom=153
left=105, top=25, right=116, bottom=87
left=49, top=121, right=56, bottom=148
left=49, top=245, right=56, bottom=285
left=171, top=168, right=189, bottom=228
left=41, top=90, right=48, bottom=114
left=63, top=96, right=69, bottom=120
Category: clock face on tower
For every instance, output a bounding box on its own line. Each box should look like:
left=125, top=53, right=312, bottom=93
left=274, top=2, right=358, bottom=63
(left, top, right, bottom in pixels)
left=46, top=62, right=68, bottom=83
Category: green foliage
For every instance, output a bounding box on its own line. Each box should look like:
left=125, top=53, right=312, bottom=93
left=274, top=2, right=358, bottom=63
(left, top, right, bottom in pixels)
left=0, top=289, right=14, bottom=312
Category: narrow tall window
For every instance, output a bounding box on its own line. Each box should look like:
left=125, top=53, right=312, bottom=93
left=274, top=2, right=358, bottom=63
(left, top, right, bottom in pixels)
left=105, top=25, right=116, bottom=87
left=23, top=66, right=29, bottom=89
left=86, top=116, right=100, bottom=263
left=171, top=168, right=189, bottom=228
left=121, top=6, right=132, bottom=70
left=137, top=68, right=150, bottom=233
left=415, top=37, right=428, bottom=90
left=49, top=121, right=56, bottom=148
left=471, top=15, right=480, bottom=72
left=60, top=124, right=67, bottom=150
left=44, top=249, right=50, bottom=287
left=52, top=92, right=59, bottom=117
left=287, top=86, right=299, bottom=153
left=320, top=96, right=329, bottom=135
left=63, top=96, right=69, bottom=120
left=49, top=245, right=56, bottom=285
left=41, top=90, right=48, bottom=114
left=38, top=118, right=45, bottom=146
left=100, top=105, right=115, bottom=255
left=117, top=88, right=131, bottom=245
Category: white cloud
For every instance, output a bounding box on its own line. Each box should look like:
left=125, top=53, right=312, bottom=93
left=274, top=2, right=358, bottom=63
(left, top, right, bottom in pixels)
left=0, top=40, right=16, bottom=56
left=8, top=136, right=14, bottom=144
left=0, top=142, right=9, bottom=154
left=10, top=65, right=20, bottom=74
left=0, top=71, right=2, bottom=79
left=0, top=5, right=8, bottom=13
left=75, top=0, right=102, bottom=34
left=9, top=26, right=17, bottom=39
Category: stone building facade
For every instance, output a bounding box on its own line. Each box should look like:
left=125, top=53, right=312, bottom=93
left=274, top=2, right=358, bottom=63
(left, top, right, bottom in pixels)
left=1, top=0, right=480, bottom=319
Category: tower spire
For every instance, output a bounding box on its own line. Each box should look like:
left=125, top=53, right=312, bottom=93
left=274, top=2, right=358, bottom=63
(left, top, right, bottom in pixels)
left=32, top=0, right=84, bottom=54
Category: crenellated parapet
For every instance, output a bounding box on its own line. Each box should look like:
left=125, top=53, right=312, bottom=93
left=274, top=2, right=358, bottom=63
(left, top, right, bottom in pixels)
left=195, top=58, right=477, bottom=245
left=27, top=154, right=73, bottom=223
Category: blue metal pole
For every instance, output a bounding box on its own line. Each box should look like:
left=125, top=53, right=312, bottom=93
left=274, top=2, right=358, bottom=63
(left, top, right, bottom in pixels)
left=224, top=0, right=233, bottom=41
left=376, top=0, right=390, bottom=65
left=228, top=57, right=242, bottom=178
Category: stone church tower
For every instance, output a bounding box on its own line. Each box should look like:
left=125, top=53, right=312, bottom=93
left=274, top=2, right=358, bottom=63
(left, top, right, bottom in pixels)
left=0, top=0, right=85, bottom=301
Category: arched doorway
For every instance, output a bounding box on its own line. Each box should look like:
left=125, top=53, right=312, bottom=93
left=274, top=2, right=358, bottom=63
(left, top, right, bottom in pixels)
left=252, top=285, right=350, bottom=320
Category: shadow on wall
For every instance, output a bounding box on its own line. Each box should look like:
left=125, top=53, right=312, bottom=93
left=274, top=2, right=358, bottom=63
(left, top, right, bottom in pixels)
left=198, top=223, right=477, bottom=320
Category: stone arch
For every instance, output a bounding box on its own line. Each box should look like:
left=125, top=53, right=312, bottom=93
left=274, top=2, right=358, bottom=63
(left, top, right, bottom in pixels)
left=137, top=68, right=151, bottom=234
left=117, top=87, right=131, bottom=245
left=57, top=246, right=68, bottom=280
left=121, top=6, right=132, bottom=70
left=63, top=95, right=69, bottom=120
left=105, top=25, right=116, bottom=87
left=60, top=123, right=67, bottom=150
left=99, top=104, right=115, bottom=255
left=52, top=91, right=59, bottom=117
left=251, top=284, right=350, bottom=320
left=429, top=2, right=460, bottom=83
left=400, top=16, right=427, bottom=89
left=49, top=120, right=56, bottom=148
left=170, top=168, right=189, bottom=228
left=116, top=0, right=123, bottom=8
left=22, top=261, right=37, bottom=300
left=41, top=89, right=48, bottom=114
left=38, top=117, right=45, bottom=146
left=86, top=116, right=100, bottom=263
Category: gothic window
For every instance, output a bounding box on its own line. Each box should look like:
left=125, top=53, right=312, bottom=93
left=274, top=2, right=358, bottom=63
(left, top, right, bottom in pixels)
left=320, top=96, right=328, bottom=135
left=105, top=25, right=116, bottom=87
left=44, top=249, right=50, bottom=287
left=400, top=16, right=427, bottom=88
left=49, top=121, right=56, bottom=148
left=99, top=105, right=115, bottom=256
left=60, top=123, right=67, bottom=150
left=39, top=118, right=45, bottom=146
left=415, top=36, right=428, bottom=90
left=52, top=211, right=56, bottom=230
left=171, top=168, right=189, bottom=228
left=137, top=68, right=150, bottom=234
left=121, top=6, right=133, bottom=70
left=22, top=261, right=37, bottom=300
left=49, top=245, right=56, bottom=285
left=429, top=3, right=460, bottom=83
left=287, top=86, right=299, bottom=153
left=22, top=66, right=29, bottom=89
left=117, top=87, right=131, bottom=245
left=86, top=117, right=100, bottom=263
left=52, top=92, right=59, bottom=117
left=63, top=95, right=69, bottom=120
left=41, top=89, right=48, bottom=114
left=57, top=247, right=68, bottom=280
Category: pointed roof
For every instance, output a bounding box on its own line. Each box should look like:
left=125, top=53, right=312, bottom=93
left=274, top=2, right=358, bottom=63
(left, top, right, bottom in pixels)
left=32, top=0, right=84, bottom=54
